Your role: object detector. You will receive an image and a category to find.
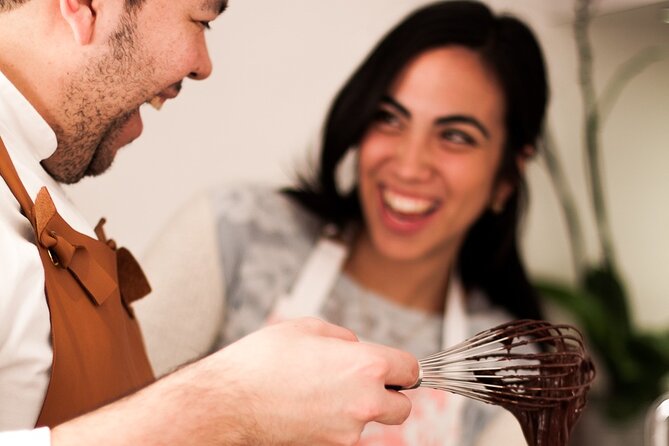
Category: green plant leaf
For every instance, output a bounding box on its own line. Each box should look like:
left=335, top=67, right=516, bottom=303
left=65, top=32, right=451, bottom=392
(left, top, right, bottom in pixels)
left=535, top=276, right=669, bottom=420
left=535, top=279, right=609, bottom=340
left=582, top=265, right=632, bottom=336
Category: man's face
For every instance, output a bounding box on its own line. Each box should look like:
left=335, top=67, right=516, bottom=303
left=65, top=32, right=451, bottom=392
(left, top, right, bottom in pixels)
left=43, top=0, right=226, bottom=183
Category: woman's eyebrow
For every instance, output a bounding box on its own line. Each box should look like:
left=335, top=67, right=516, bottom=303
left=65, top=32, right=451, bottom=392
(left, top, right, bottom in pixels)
left=435, top=115, right=490, bottom=140
left=381, top=96, right=490, bottom=140
left=380, top=96, right=411, bottom=118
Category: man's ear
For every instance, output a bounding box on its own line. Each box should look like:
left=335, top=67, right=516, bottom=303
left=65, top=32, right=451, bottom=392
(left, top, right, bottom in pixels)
left=60, top=0, right=95, bottom=45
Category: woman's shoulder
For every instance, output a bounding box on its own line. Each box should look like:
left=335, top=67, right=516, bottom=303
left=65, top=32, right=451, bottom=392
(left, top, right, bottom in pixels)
left=207, top=183, right=322, bottom=238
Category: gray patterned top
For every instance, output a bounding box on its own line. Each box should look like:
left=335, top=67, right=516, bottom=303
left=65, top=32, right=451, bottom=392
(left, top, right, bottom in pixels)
left=209, top=185, right=516, bottom=446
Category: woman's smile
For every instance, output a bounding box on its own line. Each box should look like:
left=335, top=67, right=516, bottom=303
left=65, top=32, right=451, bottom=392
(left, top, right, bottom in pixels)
left=378, top=185, right=441, bottom=233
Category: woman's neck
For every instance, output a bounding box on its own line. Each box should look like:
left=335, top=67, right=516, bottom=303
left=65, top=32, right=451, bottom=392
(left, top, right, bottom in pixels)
left=343, top=231, right=458, bottom=314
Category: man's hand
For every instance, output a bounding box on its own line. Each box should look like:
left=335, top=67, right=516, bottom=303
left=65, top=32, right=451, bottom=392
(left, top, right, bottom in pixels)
left=51, top=318, right=418, bottom=446
left=216, top=317, right=418, bottom=444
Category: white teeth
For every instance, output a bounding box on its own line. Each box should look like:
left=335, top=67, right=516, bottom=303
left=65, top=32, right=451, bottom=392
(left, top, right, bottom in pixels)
left=382, top=189, right=435, bottom=214
left=148, top=96, right=163, bottom=110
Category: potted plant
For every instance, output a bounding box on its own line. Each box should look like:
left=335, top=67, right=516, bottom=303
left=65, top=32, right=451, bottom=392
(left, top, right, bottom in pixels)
left=535, top=0, right=669, bottom=430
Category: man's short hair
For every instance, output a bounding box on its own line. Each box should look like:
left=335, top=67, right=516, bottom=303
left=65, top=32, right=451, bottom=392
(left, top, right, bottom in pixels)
left=125, top=0, right=146, bottom=12
left=0, top=0, right=29, bottom=12
left=1, top=0, right=146, bottom=13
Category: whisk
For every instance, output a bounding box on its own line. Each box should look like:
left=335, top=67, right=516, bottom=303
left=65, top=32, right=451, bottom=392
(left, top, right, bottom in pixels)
left=395, top=319, right=595, bottom=410
left=392, top=319, right=595, bottom=445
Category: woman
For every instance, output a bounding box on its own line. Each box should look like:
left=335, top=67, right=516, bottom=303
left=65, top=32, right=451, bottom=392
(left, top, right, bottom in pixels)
left=137, top=1, right=548, bottom=444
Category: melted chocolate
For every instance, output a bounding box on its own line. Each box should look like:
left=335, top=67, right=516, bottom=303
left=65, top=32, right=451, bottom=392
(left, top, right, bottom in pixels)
left=416, top=320, right=595, bottom=445
left=478, top=322, right=596, bottom=446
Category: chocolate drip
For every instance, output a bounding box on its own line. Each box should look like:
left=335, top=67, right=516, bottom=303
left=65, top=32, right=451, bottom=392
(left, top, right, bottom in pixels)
left=475, top=322, right=596, bottom=446
left=415, top=320, right=596, bottom=446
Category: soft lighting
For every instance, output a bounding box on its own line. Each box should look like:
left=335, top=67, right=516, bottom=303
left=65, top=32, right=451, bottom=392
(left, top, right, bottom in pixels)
left=663, top=8, right=669, bottom=24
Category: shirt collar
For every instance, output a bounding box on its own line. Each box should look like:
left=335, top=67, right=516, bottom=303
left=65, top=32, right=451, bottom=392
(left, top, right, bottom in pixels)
left=0, top=69, right=58, bottom=162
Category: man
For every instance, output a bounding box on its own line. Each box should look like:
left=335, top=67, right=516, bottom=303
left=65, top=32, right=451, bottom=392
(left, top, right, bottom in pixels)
left=0, top=0, right=418, bottom=444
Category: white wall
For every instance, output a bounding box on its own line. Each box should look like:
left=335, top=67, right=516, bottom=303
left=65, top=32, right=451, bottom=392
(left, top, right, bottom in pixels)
left=66, top=0, right=669, bottom=329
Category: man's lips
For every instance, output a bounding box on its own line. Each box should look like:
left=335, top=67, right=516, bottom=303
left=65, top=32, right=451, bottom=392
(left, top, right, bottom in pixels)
left=110, top=108, right=143, bottom=150
left=147, top=83, right=182, bottom=110
left=148, top=96, right=164, bottom=110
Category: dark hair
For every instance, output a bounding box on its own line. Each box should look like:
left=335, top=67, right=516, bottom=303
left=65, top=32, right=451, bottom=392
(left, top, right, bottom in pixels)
left=284, top=0, right=548, bottom=321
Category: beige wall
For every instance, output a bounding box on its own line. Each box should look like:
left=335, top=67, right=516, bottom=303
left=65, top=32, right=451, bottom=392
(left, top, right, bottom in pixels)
left=66, top=0, right=669, bottom=328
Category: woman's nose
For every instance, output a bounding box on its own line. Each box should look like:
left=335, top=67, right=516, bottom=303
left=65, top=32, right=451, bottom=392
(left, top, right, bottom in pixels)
left=393, top=137, right=432, bottom=181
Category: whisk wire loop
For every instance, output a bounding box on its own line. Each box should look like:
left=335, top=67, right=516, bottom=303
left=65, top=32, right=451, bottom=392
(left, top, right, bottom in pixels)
left=402, top=319, right=595, bottom=411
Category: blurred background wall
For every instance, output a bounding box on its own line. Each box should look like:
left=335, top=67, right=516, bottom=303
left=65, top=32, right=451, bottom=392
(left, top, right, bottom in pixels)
left=66, top=0, right=668, bottom=329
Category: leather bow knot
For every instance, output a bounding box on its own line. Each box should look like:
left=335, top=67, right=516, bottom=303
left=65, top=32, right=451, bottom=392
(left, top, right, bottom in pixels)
left=34, top=187, right=118, bottom=306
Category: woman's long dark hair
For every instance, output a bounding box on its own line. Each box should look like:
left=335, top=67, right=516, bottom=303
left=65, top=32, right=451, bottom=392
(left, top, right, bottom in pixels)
left=284, top=0, right=548, bottom=321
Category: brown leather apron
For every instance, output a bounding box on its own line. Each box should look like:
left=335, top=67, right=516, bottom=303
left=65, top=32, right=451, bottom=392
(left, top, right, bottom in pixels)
left=0, top=138, right=155, bottom=427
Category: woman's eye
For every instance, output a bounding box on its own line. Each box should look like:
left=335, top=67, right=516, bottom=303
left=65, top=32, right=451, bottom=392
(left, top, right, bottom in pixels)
left=440, top=129, right=476, bottom=146
left=372, top=109, right=401, bottom=130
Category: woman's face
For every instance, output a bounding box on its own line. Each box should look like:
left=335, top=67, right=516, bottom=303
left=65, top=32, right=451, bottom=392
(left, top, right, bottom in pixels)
left=357, top=45, right=512, bottom=264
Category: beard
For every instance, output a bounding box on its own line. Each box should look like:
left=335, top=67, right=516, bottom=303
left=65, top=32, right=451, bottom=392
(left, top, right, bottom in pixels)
left=84, top=109, right=138, bottom=177
left=43, top=10, right=154, bottom=184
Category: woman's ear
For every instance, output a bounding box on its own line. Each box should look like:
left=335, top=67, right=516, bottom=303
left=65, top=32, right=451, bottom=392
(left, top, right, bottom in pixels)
left=490, top=145, right=535, bottom=214
left=60, top=0, right=95, bottom=45
left=490, top=180, right=514, bottom=214
left=517, top=144, right=536, bottom=174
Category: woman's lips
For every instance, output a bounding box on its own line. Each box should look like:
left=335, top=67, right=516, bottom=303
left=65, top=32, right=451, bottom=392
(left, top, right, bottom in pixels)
left=378, top=186, right=440, bottom=233
left=382, top=187, right=437, bottom=215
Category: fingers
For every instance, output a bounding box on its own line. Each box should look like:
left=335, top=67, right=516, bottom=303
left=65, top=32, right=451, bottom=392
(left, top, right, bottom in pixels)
left=353, top=343, right=417, bottom=426
left=375, top=390, right=412, bottom=425
left=239, top=318, right=417, bottom=438
left=364, top=343, right=420, bottom=389
left=276, top=319, right=417, bottom=389
left=282, top=317, right=359, bottom=342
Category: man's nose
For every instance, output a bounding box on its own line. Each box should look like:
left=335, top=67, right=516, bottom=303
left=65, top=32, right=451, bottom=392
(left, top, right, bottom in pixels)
left=188, top=41, right=213, bottom=81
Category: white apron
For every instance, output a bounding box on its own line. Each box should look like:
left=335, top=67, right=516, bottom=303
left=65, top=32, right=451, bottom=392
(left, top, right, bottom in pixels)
left=268, top=236, right=469, bottom=446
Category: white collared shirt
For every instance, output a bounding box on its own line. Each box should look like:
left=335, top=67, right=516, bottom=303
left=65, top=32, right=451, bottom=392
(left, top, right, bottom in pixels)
left=0, top=70, right=95, bottom=444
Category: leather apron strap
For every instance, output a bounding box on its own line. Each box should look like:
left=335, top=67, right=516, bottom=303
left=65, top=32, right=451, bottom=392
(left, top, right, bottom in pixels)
left=0, top=137, right=155, bottom=427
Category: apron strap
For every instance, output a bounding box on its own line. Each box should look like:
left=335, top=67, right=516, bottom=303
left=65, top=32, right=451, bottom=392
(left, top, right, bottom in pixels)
left=274, top=236, right=348, bottom=317
left=272, top=234, right=469, bottom=444
left=0, top=137, right=149, bottom=306
left=278, top=233, right=470, bottom=347
left=0, top=137, right=36, bottom=224
left=443, top=274, right=468, bottom=346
